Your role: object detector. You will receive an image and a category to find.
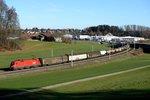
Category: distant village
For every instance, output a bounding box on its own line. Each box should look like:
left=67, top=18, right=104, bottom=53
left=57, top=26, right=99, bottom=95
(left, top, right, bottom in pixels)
left=19, top=28, right=145, bottom=44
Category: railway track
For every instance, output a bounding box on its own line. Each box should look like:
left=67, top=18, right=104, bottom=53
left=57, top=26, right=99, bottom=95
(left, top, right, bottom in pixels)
left=0, top=48, right=132, bottom=78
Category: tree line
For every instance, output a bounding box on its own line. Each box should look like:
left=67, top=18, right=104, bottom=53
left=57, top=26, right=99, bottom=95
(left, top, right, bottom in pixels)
left=0, top=0, right=21, bottom=51
left=83, top=25, right=150, bottom=38
left=25, top=25, right=150, bottom=39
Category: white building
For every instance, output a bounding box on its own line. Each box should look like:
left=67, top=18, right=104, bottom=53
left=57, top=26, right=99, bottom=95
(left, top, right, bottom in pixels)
left=79, top=35, right=91, bottom=40
left=55, top=37, right=62, bottom=42
left=97, top=33, right=145, bottom=43
left=98, top=33, right=119, bottom=42
left=63, top=34, right=73, bottom=39
left=120, top=36, right=145, bottom=42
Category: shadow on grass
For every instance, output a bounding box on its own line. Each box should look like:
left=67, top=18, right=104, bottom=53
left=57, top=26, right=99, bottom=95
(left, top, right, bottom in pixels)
left=0, top=88, right=150, bottom=100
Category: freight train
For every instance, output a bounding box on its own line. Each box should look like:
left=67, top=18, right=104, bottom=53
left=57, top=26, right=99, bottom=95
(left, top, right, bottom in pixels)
left=10, top=45, right=129, bottom=70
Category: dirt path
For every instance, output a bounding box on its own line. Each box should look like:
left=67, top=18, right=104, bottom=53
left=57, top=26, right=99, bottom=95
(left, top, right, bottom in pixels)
left=1, top=64, right=150, bottom=99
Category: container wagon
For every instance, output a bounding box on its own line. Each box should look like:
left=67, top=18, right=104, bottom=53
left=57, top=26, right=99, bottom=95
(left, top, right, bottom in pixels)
left=40, top=55, right=68, bottom=66
left=68, top=54, right=88, bottom=61
left=100, top=50, right=107, bottom=55
left=87, top=51, right=101, bottom=59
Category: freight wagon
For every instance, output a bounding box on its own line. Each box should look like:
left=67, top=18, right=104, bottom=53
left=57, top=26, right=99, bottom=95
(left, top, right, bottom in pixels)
left=68, top=54, right=88, bottom=61
left=87, top=51, right=101, bottom=58
left=40, top=56, right=68, bottom=66
left=100, top=50, right=107, bottom=55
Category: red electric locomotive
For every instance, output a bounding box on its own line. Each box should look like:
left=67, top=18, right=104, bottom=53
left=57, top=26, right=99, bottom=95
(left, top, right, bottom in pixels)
left=10, top=59, right=41, bottom=70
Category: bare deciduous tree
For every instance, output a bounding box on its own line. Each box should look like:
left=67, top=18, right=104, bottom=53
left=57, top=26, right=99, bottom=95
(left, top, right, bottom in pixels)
left=0, top=0, right=21, bottom=51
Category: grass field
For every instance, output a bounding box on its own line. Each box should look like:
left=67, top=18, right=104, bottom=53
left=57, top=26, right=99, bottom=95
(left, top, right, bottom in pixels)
left=0, top=40, right=109, bottom=69
left=0, top=54, right=150, bottom=97
left=9, top=66, right=150, bottom=100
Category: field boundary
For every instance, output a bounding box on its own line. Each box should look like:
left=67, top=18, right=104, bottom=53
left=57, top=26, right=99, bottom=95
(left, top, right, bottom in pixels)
left=1, top=64, right=150, bottom=99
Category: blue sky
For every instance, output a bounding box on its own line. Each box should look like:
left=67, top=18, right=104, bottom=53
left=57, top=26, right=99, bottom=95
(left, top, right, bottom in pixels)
left=5, top=0, right=150, bottom=29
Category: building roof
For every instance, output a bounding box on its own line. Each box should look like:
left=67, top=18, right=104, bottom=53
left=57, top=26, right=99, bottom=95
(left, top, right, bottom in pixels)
left=105, top=33, right=113, bottom=36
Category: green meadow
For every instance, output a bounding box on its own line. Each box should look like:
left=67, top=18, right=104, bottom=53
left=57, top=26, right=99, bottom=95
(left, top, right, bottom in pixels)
left=15, top=65, right=149, bottom=100
left=0, top=40, right=149, bottom=100
left=0, top=40, right=109, bottom=69
left=0, top=54, right=150, bottom=98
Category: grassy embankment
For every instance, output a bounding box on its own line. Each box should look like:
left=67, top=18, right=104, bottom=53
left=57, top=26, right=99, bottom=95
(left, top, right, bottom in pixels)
left=0, top=40, right=109, bottom=69
left=16, top=65, right=150, bottom=100
left=0, top=53, right=150, bottom=97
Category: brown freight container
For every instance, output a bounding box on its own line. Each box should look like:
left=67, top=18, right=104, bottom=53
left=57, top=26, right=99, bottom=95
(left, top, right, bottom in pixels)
left=88, top=51, right=101, bottom=59
left=42, top=55, right=68, bottom=66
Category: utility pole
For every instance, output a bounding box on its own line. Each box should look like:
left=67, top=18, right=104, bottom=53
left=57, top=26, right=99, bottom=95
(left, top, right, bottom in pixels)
left=134, top=39, right=135, bottom=50
left=109, top=51, right=111, bottom=60
left=92, top=45, right=94, bottom=52
left=109, top=46, right=111, bottom=60
left=71, top=50, right=73, bottom=67
left=127, top=44, right=129, bottom=56
left=51, top=48, right=53, bottom=57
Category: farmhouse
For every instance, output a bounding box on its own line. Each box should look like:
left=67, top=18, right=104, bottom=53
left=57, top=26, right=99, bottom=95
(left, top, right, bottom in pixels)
left=28, top=33, right=55, bottom=41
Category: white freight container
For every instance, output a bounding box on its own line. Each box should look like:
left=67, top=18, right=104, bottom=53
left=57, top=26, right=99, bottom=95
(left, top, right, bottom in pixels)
left=69, top=54, right=87, bottom=61
left=106, top=50, right=111, bottom=54
left=115, top=48, right=119, bottom=52
left=100, top=50, right=107, bottom=55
